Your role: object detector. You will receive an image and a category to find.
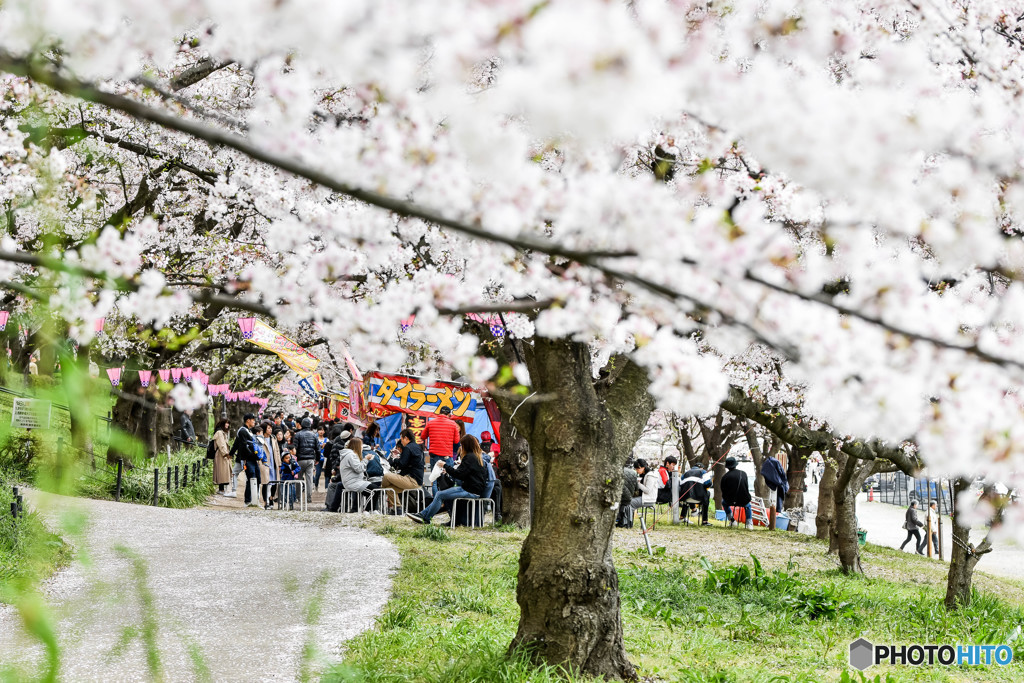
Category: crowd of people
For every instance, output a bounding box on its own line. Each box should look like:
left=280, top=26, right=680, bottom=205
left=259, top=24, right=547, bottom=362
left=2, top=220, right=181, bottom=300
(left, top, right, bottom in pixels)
left=616, top=454, right=782, bottom=530
left=209, top=406, right=503, bottom=523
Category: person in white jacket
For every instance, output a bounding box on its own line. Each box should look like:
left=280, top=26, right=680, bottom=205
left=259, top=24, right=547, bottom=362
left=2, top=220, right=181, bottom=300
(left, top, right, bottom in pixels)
left=628, top=459, right=661, bottom=513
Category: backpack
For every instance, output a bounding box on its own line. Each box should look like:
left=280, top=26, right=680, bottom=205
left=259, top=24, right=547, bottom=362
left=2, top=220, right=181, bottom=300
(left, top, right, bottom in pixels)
left=206, top=439, right=216, bottom=460
left=365, top=452, right=384, bottom=478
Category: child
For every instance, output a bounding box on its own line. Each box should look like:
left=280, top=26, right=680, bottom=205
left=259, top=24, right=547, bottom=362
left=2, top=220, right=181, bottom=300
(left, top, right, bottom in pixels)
left=280, top=452, right=302, bottom=510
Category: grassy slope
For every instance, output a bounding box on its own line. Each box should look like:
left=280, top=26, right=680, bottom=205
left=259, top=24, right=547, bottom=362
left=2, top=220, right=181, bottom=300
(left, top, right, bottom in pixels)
left=326, top=519, right=1024, bottom=683
left=0, top=479, right=72, bottom=598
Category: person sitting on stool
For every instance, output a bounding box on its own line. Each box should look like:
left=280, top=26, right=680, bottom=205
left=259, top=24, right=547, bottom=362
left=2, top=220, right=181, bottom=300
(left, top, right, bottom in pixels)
left=680, top=464, right=712, bottom=526
left=628, top=459, right=661, bottom=522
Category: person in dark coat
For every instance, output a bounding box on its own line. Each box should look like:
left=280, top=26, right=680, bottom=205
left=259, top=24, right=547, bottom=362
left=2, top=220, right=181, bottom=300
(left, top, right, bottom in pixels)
left=900, top=501, right=925, bottom=554
left=407, top=434, right=488, bottom=525
left=679, top=465, right=711, bottom=526
left=721, top=456, right=753, bottom=529
left=760, top=455, right=789, bottom=512
left=617, top=463, right=639, bottom=528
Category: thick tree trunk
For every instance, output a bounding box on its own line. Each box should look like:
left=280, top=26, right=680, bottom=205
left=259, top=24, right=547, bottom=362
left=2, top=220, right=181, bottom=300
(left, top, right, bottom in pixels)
left=496, top=423, right=531, bottom=527
left=830, top=485, right=862, bottom=574
left=815, top=456, right=837, bottom=541
left=785, top=447, right=809, bottom=509
left=944, top=478, right=993, bottom=610
left=509, top=339, right=653, bottom=681
left=744, top=428, right=771, bottom=500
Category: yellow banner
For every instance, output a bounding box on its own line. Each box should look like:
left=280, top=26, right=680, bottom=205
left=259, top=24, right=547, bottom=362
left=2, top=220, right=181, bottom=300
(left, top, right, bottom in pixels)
left=248, top=320, right=320, bottom=377
left=310, top=373, right=326, bottom=394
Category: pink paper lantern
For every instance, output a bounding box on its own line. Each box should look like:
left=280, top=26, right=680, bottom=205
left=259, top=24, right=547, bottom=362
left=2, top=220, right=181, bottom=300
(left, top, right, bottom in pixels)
left=171, top=368, right=182, bottom=383
left=158, top=369, right=171, bottom=382
left=106, top=367, right=122, bottom=387
left=182, top=367, right=193, bottom=381
left=138, top=370, right=152, bottom=387
left=237, top=317, right=256, bottom=340
left=199, top=372, right=209, bottom=386
left=0, top=311, right=9, bottom=331
left=400, top=315, right=415, bottom=332
left=94, top=318, right=105, bottom=334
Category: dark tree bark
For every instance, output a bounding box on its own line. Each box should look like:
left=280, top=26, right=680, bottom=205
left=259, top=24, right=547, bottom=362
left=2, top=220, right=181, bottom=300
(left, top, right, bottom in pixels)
left=744, top=426, right=771, bottom=499
left=784, top=446, right=810, bottom=509
left=815, top=451, right=838, bottom=541
left=507, top=338, right=654, bottom=681
left=945, top=477, right=998, bottom=610
left=495, top=423, right=530, bottom=527
left=827, top=455, right=889, bottom=574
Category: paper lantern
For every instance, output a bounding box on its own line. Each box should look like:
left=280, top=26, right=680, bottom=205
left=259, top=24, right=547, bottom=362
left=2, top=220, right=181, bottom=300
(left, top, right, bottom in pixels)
left=94, top=318, right=105, bottom=334
left=490, top=323, right=505, bottom=338
left=237, top=317, right=256, bottom=340
left=171, top=368, right=182, bottom=383
left=138, top=370, right=152, bottom=387
left=106, top=367, right=122, bottom=387
left=158, top=369, right=170, bottom=382
left=198, top=372, right=209, bottom=386
left=400, top=315, right=415, bottom=332
left=182, top=367, right=193, bottom=381
left=0, top=311, right=8, bottom=331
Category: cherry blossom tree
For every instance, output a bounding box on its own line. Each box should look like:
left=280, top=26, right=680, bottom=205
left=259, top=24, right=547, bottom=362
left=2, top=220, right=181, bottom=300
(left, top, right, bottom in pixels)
left=4, top=0, right=1024, bottom=677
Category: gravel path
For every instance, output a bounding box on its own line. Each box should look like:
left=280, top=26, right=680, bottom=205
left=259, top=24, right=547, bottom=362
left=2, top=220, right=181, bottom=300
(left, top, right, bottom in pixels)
left=0, top=491, right=398, bottom=681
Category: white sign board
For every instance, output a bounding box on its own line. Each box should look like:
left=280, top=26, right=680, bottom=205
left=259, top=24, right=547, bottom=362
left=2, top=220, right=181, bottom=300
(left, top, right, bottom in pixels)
left=11, top=398, right=52, bottom=430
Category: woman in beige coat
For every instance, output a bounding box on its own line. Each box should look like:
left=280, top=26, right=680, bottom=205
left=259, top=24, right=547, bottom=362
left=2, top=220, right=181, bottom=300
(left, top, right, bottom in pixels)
left=258, top=422, right=282, bottom=508
left=213, top=419, right=232, bottom=493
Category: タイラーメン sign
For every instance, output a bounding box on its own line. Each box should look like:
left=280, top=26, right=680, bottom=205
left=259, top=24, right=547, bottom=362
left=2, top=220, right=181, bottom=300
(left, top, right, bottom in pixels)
left=363, top=372, right=480, bottom=422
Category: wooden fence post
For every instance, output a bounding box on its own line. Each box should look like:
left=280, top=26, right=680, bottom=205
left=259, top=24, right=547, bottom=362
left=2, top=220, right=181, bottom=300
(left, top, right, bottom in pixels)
left=174, top=465, right=179, bottom=490
left=153, top=468, right=159, bottom=506
left=114, top=460, right=123, bottom=502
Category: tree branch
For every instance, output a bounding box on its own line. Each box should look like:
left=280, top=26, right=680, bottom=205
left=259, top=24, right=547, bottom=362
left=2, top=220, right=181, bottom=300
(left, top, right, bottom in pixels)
left=720, top=385, right=922, bottom=475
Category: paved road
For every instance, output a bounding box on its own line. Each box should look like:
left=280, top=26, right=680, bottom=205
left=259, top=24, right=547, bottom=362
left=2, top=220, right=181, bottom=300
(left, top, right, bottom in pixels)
left=0, top=491, right=398, bottom=681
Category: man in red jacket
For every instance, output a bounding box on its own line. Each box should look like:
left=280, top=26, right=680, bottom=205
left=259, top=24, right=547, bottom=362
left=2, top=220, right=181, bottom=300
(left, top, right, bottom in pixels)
left=421, top=406, right=461, bottom=496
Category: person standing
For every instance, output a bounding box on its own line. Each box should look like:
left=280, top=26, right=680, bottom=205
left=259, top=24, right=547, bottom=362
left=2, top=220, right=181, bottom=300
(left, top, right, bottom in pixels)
left=212, top=419, right=232, bottom=494
left=900, top=501, right=925, bottom=554
left=229, top=413, right=261, bottom=507
left=292, top=417, right=318, bottom=504
left=259, top=422, right=281, bottom=509
left=760, top=454, right=789, bottom=513
left=383, top=429, right=424, bottom=512
left=313, top=425, right=328, bottom=492
left=721, top=456, right=753, bottom=529
left=927, top=500, right=940, bottom=556
left=179, top=410, right=196, bottom=447
left=420, top=407, right=460, bottom=497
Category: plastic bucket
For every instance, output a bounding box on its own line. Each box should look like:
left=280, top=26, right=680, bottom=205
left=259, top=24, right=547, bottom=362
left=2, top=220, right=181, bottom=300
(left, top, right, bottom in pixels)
left=775, top=515, right=790, bottom=531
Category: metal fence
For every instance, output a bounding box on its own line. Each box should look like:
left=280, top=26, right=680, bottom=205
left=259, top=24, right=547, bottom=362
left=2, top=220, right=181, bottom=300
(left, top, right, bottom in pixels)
left=874, top=472, right=953, bottom=515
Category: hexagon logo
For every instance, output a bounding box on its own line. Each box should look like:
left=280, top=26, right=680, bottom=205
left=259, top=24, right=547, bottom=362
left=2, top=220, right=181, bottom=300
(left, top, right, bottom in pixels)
left=849, top=638, right=874, bottom=671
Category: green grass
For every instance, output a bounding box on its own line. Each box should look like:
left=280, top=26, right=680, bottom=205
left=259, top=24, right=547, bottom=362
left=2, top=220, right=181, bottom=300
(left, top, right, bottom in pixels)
left=0, top=469, right=72, bottom=596
left=328, top=521, right=1024, bottom=682
left=76, top=448, right=216, bottom=509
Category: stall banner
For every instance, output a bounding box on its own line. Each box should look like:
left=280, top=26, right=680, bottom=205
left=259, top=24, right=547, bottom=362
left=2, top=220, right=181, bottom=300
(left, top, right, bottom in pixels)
left=364, top=371, right=479, bottom=422
left=247, top=320, right=320, bottom=377
left=297, top=377, right=319, bottom=400
left=309, top=373, right=326, bottom=394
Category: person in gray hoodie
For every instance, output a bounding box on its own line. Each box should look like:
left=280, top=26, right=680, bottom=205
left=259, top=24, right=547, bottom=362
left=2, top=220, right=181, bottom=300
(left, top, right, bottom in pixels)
left=338, top=438, right=380, bottom=510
